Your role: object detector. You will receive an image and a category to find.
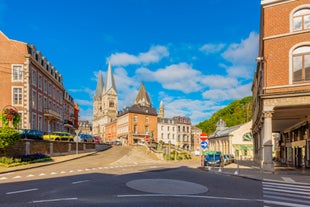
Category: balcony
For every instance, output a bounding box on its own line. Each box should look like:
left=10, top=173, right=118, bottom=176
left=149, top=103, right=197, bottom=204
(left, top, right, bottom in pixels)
left=64, top=119, right=74, bottom=128
left=44, top=108, right=61, bottom=120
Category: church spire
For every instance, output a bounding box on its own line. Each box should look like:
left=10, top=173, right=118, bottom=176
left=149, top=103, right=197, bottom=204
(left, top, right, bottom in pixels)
left=158, top=100, right=164, bottom=118
left=135, top=82, right=151, bottom=107
left=105, top=62, right=117, bottom=93
left=94, top=70, right=104, bottom=99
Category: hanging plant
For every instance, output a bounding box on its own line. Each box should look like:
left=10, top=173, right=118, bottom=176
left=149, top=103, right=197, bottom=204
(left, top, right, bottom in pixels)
left=1, top=106, right=21, bottom=128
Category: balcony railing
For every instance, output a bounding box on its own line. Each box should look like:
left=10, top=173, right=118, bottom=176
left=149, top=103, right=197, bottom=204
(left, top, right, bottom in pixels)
left=44, top=108, right=61, bottom=120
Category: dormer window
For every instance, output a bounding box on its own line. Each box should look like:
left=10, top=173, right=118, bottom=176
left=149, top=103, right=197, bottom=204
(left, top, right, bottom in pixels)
left=292, top=8, right=310, bottom=31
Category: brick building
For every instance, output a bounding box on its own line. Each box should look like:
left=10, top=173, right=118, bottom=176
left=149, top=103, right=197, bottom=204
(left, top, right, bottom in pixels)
left=117, top=82, right=158, bottom=145
left=0, top=31, right=77, bottom=133
left=252, top=0, right=310, bottom=171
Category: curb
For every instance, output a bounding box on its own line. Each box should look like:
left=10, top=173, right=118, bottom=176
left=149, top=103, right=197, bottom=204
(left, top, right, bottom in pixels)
left=0, top=151, right=98, bottom=175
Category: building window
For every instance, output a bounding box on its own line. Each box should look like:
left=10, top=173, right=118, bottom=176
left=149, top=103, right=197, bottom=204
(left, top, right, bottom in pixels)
left=38, top=93, right=43, bottom=112
left=32, top=113, right=37, bottom=129
left=292, top=9, right=310, bottom=31
left=134, top=115, right=138, bottom=122
left=38, top=115, right=42, bottom=131
left=12, top=87, right=22, bottom=105
left=43, top=78, right=47, bottom=93
left=12, top=65, right=23, bottom=81
left=32, top=90, right=37, bottom=109
left=134, top=125, right=137, bottom=134
left=146, top=116, right=149, bottom=124
left=109, top=101, right=114, bottom=108
left=292, top=46, right=310, bottom=83
left=38, top=74, right=42, bottom=90
left=32, top=69, right=36, bottom=86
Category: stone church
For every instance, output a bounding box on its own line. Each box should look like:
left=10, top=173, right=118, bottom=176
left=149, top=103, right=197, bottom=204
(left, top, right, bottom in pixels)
left=92, top=63, right=118, bottom=138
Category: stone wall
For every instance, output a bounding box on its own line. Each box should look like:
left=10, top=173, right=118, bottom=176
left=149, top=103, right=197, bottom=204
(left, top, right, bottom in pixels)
left=0, top=140, right=96, bottom=157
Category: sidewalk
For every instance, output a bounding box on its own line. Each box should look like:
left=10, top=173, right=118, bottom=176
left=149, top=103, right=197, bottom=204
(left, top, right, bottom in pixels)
left=200, top=160, right=310, bottom=184
left=0, top=151, right=97, bottom=174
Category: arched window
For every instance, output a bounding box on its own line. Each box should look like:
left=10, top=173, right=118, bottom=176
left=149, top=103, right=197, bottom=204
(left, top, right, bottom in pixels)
left=292, top=46, right=310, bottom=83
left=292, top=8, right=310, bottom=31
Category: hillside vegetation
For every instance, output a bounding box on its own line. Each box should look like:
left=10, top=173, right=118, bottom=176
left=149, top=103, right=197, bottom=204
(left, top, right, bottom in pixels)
left=196, top=96, right=252, bottom=134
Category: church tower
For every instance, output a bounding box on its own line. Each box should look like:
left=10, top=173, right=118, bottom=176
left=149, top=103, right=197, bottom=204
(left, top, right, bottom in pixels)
left=158, top=100, right=164, bottom=118
left=92, top=63, right=118, bottom=137
left=135, top=82, right=151, bottom=107
left=102, top=62, right=118, bottom=123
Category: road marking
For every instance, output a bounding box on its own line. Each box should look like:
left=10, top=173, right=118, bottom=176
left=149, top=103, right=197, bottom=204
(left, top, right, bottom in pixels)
left=26, top=174, right=34, bottom=177
left=0, top=177, right=8, bottom=180
left=281, top=177, right=295, bottom=183
left=39, top=173, right=46, bottom=176
left=13, top=176, right=22, bottom=179
left=72, top=180, right=90, bottom=184
left=263, top=187, right=310, bottom=195
left=6, top=188, right=38, bottom=195
left=60, top=171, right=66, bottom=174
left=50, top=172, right=57, bottom=175
left=117, top=194, right=261, bottom=202
left=31, top=197, right=78, bottom=203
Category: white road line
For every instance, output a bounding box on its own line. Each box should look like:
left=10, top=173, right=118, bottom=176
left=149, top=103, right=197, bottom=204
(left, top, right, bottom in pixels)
left=39, top=173, right=46, bottom=176
left=26, top=174, right=34, bottom=177
left=0, top=177, right=8, bottom=180
left=263, top=187, right=310, bottom=195
left=50, top=172, right=57, bottom=175
left=264, top=195, right=310, bottom=205
left=31, top=197, right=78, bottom=203
left=264, top=199, right=310, bottom=207
left=60, top=171, right=66, bottom=174
left=13, top=176, right=22, bottom=179
left=6, top=188, right=38, bottom=195
left=117, top=194, right=261, bottom=202
left=263, top=184, right=310, bottom=192
left=281, top=177, right=295, bottom=183
left=263, top=182, right=310, bottom=189
left=72, top=180, right=90, bottom=184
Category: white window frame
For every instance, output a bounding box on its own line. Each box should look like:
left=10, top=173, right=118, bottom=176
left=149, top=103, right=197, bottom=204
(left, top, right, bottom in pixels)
left=38, top=93, right=43, bottom=112
left=290, top=6, right=310, bottom=32
left=12, top=87, right=23, bottom=106
left=289, top=43, right=310, bottom=84
left=12, top=64, right=23, bottom=82
left=32, top=89, right=37, bottom=109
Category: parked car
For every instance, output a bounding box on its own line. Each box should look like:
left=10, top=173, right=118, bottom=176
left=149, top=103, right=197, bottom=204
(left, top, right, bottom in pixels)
left=19, top=129, right=43, bottom=140
left=113, top=140, right=122, bottom=146
left=223, top=154, right=231, bottom=165
left=228, top=154, right=235, bottom=163
left=204, top=151, right=222, bottom=166
left=93, top=136, right=101, bottom=143
left=74, top=134, right=94, bottom=142
left=43, top=131, right=74, bottom=141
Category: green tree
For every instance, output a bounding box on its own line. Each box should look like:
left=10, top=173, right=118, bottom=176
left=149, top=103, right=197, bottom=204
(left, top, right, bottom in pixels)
left=0, top=127, right=20, bottom=150
left=196, top=96, right=252, bottom=134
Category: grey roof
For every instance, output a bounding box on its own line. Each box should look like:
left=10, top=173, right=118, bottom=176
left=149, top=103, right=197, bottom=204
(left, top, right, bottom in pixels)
left=94, top=71, right=104, bottom=98
left=135, top=82, right=151, bottom=107
left=105, top=62, right=117, bottom=93
left=118, top=104, right=157, bottom=116
left=209, top=124, right=242, bottom=138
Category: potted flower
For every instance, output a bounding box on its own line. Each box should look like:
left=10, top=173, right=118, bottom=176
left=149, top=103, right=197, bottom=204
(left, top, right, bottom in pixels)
left=1, top=106, right=21, bottom=128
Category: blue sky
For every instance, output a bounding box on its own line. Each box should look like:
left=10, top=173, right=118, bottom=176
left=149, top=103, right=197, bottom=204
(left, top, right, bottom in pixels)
left=0, top=0, right=261, bottom=125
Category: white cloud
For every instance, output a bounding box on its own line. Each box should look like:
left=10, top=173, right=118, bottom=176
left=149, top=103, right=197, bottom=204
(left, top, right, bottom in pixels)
left=136, top=63, right=202, bottom=93
left=78, top=107, right=93, bottom=122
left=108, top=45, right=169, bottom=66
left=202, top=82, right=252, bottom=101
left=222, top=32, right=259, bottom=65
left=200, top=75, right=238, bottom=89
left=75, top=99, right=93, bottom=106
left=200, top=43, right=225, bottom=55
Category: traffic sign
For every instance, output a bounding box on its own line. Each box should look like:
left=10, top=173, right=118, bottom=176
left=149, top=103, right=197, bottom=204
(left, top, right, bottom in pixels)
left=200, top=132, right=208, bottom=141
left=200, top=141, right=208, bottom=149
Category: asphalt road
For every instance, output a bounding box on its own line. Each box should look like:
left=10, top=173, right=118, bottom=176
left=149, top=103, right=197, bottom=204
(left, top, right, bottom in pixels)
left=0, top=146, right=264, bottom=207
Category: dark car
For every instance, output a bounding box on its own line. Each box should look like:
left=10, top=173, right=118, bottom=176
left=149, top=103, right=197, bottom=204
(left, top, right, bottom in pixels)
left=204, top=151, right=222, bottom=166
left=19, top=129, right=43, bottom=140
left=75, top=134, right=94, bottom=142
